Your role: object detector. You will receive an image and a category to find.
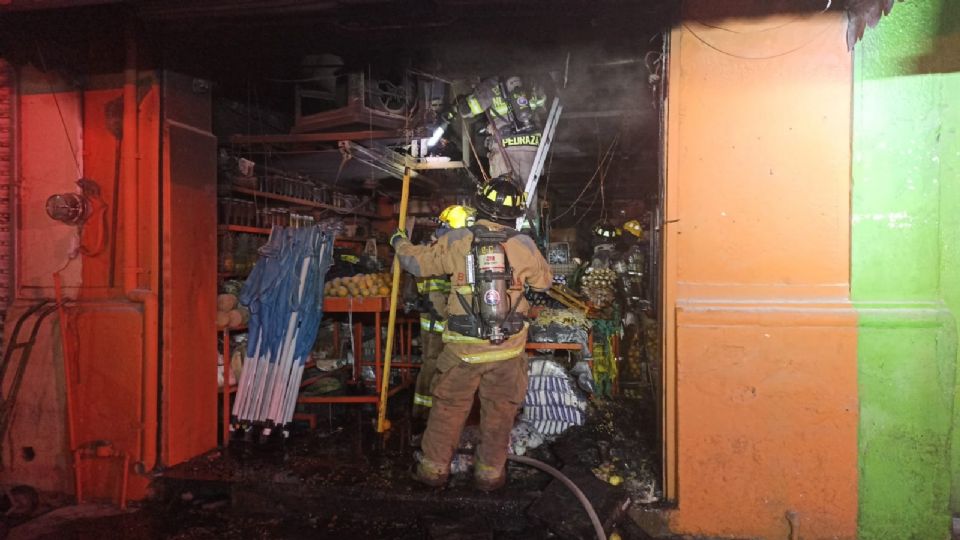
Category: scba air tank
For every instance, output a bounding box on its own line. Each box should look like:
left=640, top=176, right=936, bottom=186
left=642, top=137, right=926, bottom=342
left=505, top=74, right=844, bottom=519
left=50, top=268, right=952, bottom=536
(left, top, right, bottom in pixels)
left=474, top=237, right=510, bottom=344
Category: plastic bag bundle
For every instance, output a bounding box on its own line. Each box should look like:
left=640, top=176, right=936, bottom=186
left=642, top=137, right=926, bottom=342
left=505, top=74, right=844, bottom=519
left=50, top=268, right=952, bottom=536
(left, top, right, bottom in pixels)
left=522, top=358, right=589, bottom=436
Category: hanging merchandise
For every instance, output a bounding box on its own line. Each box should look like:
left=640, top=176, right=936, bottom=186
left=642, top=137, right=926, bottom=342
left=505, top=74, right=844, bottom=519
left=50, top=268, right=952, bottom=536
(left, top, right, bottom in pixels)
left=231, top=222, right=338, bottom=438
left=591, top=313, right=620, bottom=398
left=581, top=267, right=617, bottom=309
left=528, top=308, right=590, bottom=349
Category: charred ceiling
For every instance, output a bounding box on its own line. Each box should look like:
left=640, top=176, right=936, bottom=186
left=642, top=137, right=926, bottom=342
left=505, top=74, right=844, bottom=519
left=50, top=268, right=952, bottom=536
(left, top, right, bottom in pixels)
left=0, top=0, right=675, bottom=226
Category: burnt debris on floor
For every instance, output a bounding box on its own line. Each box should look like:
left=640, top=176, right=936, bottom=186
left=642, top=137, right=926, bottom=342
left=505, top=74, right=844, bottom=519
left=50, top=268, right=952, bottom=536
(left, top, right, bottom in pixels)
left=4, top=393, right=663, bottom=540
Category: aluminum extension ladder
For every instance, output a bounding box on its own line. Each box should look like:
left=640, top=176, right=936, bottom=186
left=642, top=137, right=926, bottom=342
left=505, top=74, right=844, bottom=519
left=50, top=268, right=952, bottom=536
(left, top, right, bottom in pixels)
left=516, top=97, right=562, bottom=230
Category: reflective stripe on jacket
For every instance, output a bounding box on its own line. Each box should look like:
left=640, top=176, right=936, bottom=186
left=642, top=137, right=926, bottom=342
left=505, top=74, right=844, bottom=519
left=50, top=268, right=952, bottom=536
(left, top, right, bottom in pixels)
left=420, top=315, right=445, bottom=333
left=416, top=277, right=451, bottom=294
left=413, top=393, right=433, bottom=407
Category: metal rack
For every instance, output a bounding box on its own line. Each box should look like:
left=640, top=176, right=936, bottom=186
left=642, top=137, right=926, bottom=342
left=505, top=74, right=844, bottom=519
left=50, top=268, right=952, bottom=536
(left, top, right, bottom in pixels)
left=292, top=297, right=418, bottom=427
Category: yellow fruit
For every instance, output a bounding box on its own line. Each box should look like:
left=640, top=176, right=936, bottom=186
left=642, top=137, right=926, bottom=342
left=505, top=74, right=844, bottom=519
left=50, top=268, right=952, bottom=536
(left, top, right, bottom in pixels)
left=332, top=278, right=342, bottom=288
left=378, top=286, right=390, bottom=296
left=337, top=286, right=349, bottom=297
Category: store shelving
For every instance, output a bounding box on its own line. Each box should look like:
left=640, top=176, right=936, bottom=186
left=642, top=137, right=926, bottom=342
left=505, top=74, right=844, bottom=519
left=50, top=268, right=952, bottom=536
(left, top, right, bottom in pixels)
left=231, top=186, right=382, bottom=219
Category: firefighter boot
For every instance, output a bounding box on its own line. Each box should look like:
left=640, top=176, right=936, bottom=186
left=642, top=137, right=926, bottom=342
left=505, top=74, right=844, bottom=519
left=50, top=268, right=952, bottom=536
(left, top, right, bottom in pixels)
left=413, top=457, right=449, bottom=488
left=474, top=462, right=506, bottom=492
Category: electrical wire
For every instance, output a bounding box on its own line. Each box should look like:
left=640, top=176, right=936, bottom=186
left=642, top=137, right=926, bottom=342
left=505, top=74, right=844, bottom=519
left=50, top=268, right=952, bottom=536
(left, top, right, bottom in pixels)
left=692, top=0, right=832, bottom=35
left=574, top=144, right=616, bottom=226
left=573, top=188, right=600, bottom=226
left=550, top=134, right=619, bottom=223
left=35, top=43, right=82, bottom=177
left=682, top=15, right=835, bottom=60
left=461, top=115, right=491, bottom=184
left=599, top=150, right=608, bottom=220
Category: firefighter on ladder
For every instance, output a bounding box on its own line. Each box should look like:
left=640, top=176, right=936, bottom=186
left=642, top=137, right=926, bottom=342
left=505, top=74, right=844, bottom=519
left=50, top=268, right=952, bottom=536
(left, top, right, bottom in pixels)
left=411, top=205, right=477, bottom=430
left=450, top=76, right=547, bottom=185
left=391, top=177, right=552, bottom=491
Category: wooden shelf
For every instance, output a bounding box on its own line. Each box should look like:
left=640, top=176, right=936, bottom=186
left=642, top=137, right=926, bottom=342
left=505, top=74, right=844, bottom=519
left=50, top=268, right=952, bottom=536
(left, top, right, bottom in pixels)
left=218, top=226, right=372, bottom=247
left=231, top=186, right=383, bottom=219
left=230, top=129, right=405, bottom=146
left=219, top=224, right=271, bottom=235
left=323, top=296, right=390, bottom=313
left=219, top=325, right=248, bottom=332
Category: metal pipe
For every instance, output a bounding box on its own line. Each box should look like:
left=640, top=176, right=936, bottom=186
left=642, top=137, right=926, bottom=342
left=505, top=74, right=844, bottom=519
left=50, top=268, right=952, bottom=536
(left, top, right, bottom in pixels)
left=53, top=275, right=82, bottom=501
left=119, top=453, right=129, bottom=510
left=121, top=19, right=159, bottom=474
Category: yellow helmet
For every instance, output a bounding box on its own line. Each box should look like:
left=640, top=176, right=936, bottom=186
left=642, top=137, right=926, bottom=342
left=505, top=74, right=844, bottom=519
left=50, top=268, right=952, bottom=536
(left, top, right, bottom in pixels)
left=438, top=204, right=477, bottom=229
left=623, top=219, right=643, bottom=239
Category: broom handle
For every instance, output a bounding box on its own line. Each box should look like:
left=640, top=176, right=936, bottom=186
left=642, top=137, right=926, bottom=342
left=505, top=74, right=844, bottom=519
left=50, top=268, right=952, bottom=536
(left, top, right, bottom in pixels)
left=377, top=167, right=411, bottom=433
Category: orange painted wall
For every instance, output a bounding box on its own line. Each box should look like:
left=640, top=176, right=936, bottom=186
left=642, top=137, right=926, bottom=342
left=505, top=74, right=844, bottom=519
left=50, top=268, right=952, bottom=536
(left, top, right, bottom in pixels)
left=4, top=68, right=83, bottom=493
left=14, top=71, right=162, bottom=500
left=8, top=64, right=215, bottom=503
left=663, top=7, right=858, bottom=538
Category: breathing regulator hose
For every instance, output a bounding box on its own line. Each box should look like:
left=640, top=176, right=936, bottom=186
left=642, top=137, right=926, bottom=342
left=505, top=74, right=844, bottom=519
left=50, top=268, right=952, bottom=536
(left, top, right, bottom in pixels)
left=507, top=454, right=606, bottom=540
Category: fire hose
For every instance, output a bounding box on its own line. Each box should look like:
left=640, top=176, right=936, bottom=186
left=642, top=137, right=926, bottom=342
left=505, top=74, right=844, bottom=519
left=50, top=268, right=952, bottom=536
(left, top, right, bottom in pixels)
left=507, top=454, right=606, bottom=540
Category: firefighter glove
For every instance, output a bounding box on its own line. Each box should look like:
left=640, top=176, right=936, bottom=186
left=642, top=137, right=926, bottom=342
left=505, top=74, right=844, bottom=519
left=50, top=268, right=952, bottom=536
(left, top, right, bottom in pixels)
left=390, top=228, right=408, bottom=249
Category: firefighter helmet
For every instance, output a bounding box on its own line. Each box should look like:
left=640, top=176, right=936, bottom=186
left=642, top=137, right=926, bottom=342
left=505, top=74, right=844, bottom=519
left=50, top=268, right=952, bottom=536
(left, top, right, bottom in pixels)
left=438, top=205, right=477, bottom=229
left=592, top=220, right=621, bottom=241
left=475, top=176, right=526, bottom=220
left=623, top=219, right=643, bottom=239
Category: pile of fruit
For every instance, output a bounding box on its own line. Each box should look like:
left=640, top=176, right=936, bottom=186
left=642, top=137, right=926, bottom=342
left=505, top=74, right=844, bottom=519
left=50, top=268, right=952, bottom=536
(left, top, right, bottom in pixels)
left=581, top=267, right=617, bottom=308
left=216, top=293, right=250, bottom=329
left=324, top=273, right=393, bottom=298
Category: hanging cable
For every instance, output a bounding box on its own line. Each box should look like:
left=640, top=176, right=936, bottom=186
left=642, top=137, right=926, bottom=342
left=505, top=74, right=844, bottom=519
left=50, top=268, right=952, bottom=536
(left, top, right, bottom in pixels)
left=690, top=0, right=833, bottom=37
left=550, top=133, right=619, bottom=223
left=599, top=151, right=608, bottom=220
left=462, top=117, right=491, bottom=184
left=573, top=141, right=617, bottom=226
left=35, top=43, right=81, bottom=178
left=682, top=17, right=835, bottom=60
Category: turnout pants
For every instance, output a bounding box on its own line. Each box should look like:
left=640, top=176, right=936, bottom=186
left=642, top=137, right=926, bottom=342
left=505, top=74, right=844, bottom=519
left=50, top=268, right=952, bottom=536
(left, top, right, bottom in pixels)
left=419, top=348, right=528, bottom=482
left=488, top=144, right=537, bottom=184
left=412, top=330, right=444, bottom=419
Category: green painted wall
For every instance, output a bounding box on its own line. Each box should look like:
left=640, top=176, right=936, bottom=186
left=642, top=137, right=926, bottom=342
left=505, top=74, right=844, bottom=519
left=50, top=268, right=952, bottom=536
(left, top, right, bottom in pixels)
left=853, top=0, right=960, bottom=538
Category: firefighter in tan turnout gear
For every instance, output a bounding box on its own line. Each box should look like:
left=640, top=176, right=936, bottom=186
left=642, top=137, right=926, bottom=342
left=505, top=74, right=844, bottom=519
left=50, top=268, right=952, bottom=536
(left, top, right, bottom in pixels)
left=411, top=205, right=477, bottom=423
left=446, top=76, right=547, bottom=185
left=391, top=177, right=552, bottom=491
